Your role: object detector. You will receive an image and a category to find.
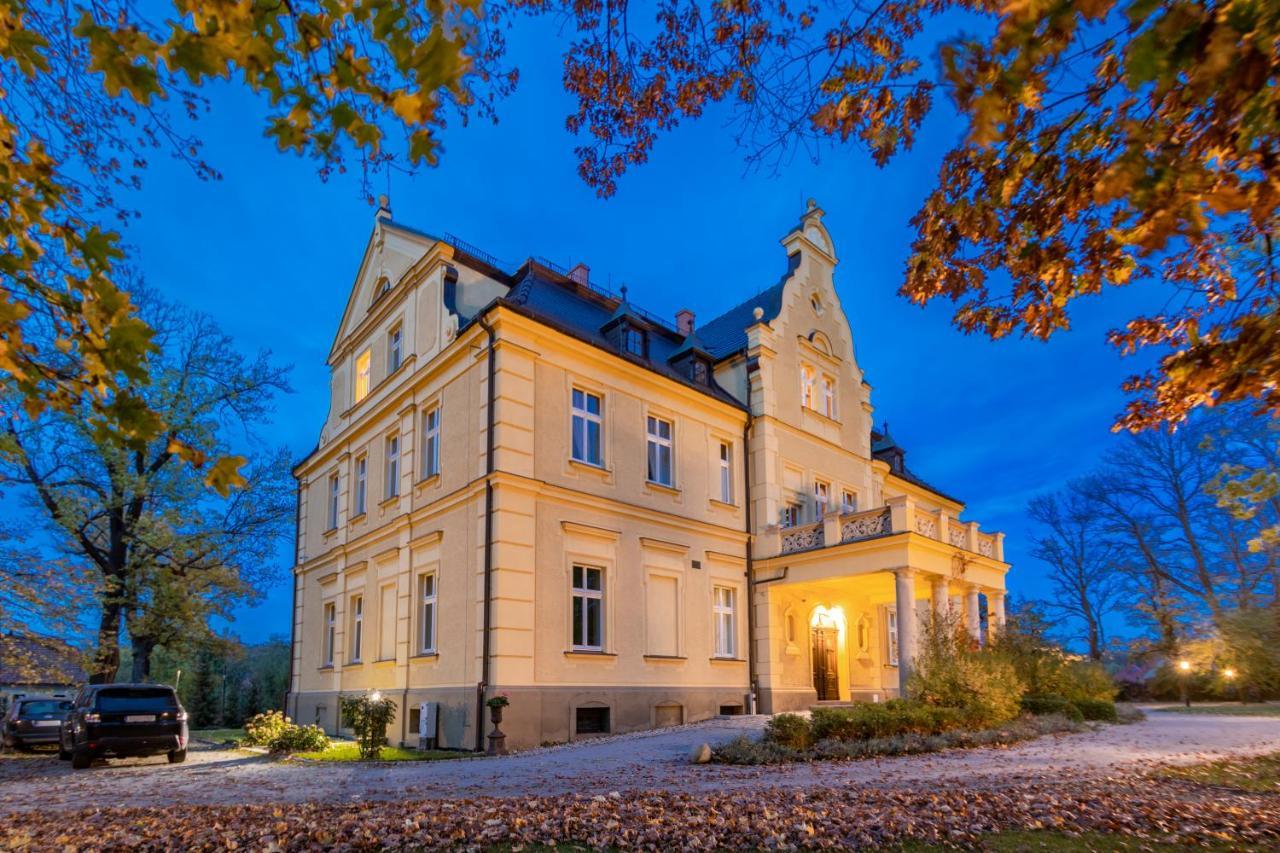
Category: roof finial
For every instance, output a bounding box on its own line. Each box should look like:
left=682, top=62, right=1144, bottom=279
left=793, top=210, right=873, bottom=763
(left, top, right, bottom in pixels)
left=620, top=284, right=628, bottom=300
left=375, top=193, right=392, bottom=220
left=806, top=197, right=818, bottom=212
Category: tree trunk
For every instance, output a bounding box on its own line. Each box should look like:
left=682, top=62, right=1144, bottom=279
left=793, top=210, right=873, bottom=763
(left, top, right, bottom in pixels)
left=89, top=601, right=123, bottom=684
left=130, top=634, right=157, bottom=682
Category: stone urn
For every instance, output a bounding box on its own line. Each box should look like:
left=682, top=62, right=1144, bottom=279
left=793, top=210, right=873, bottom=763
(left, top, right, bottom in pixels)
left=486, top=704, right=508, bottom=756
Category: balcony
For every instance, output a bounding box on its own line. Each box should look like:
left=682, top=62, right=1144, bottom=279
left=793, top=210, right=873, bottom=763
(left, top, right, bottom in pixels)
left=766, top=496, right=1003, bottom=560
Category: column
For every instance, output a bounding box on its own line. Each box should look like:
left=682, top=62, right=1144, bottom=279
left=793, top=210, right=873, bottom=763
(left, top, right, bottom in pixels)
left=989, top=592, right=1006, bottom=641
left=964, top=586, right=981, bottom=642
left=930, top=576, right=949, bottom=624
left=894, top=569, right=917, bottom=695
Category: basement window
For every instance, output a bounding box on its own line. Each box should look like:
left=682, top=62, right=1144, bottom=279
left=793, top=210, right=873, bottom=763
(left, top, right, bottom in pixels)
left=575, top=706, right=611, bottom=735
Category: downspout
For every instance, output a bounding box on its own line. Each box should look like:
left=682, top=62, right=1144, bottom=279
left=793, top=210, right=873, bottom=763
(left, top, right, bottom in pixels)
left=475, top=312, right=498, bottom=751
left=285, top=478, right=302, bottom=718
left=743, top=355, right=760, bottom=714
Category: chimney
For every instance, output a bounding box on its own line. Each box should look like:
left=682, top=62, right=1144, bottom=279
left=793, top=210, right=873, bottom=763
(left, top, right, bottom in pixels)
left=676, top=309, right=696, bottom=336
left=568, top=263, right=590, bottom=285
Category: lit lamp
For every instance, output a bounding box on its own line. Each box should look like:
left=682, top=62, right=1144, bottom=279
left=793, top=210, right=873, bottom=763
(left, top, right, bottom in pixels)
left=1223, top=667, right=1238, bottom=704
left=370, top=690, right=382, bottom=703
left=1177, top=659, right=1192, bottom=708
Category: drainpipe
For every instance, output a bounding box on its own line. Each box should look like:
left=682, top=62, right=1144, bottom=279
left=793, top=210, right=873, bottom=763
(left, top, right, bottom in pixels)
left=475, top=312, right=497, bottom=751
left=743, top=355, right=760, bottom=714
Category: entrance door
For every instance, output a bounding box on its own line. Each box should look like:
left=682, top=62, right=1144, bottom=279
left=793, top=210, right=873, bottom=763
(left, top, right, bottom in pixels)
left=811, top=627, right=840, bottom=700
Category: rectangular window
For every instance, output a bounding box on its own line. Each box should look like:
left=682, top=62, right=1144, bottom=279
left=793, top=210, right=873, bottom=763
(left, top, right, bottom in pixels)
left=815, top=480, right=831, bottom=518
left=421, top=407, right=440, bottom=480
left=780, top=503, right=801, bottom=528
left=354, top=348, right=372, bottom=403
left=327, top=473, right=340, bottom=530
left=886, top=607, right=899, bottom=667
left=354, top=456, right=367, bottom=516
left=384, top=434, right=400, bottom=499
left=350, top=595, right=364, bottom=663
left=323, top=603, right=335, bottom=666
left=571, top=564, right=604, bottom=651
left=646, top=416, right=673, bottom=486
left=713, top=586, right=737, bottom=658
left=575, top=706, right=610, bottom=735
left=418, top=573, right=437, bottom=654
left=571, top=388, right=603, bottom=466
left=821, top=375, right=836, bottom=418
left=718, top=442, right=733, bottom=504
left=800, top=364, right=816, bottom=409
left=622, top=325, right=645, bottom=358
left=841, top=489, right=857, bottom=513
left=388, top=325, right=403, bottom=373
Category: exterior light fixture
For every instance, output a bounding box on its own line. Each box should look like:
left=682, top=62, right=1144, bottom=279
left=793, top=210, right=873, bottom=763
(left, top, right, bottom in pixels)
left=1223, top=667, right=1236, bottom=680
left=370, top=690, right=382, bottom=703
left=1178, top=659, right=1191, bottom=672
left=1176, top=659, right=1192, bottom=708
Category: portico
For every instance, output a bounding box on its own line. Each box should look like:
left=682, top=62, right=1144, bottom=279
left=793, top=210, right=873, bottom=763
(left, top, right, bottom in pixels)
left=751, top=497, right=1009, bottom=713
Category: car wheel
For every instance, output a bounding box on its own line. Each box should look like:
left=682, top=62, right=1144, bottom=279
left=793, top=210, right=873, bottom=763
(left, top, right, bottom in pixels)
left=167, top=748, right=187, bottom=764
left=70, top=748, right=93, bottom=770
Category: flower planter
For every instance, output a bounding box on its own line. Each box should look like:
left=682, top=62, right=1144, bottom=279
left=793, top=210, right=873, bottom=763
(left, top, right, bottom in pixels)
left=486, top=705, right=507, bottom=755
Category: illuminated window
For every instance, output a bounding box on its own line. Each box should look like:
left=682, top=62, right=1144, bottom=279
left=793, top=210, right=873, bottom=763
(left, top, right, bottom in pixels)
left=354, top=348, right=372, bottom=403
left=800, top=364, right=816, bottom=409
left=821, top=375, right=836, bottom=418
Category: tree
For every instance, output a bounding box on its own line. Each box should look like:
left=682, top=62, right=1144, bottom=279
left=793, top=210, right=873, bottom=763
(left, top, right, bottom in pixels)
left=528, top=0, right=1279, bottom=431
left=0, top=523, right=95, bottom=679
left=1027, top=487, right=1125, bottom=660
left=1, top=0, right=511, bottom=451
left=0, top=289, right=294, bottom=682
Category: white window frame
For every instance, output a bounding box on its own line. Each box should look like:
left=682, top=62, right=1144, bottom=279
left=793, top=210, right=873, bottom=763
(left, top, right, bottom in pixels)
left=713, top=586, right=737, bottom=658
left=350, top=595, right=364, bottom=663
left=718, top=442, right=733, bottom=504
left=322, top=602, right=335, bottom=666
left=421, top=407, right=440, bottom=480
left=354, top=456, right=368, bottom=516
left=814, top=479, right=831, bottom=518
left=886, top=606, right=899, bottom=667
left=327, top=472, right=340, bottom=530
left=780, top=503, right=801, bottom=528
left=418, top=572, right=437, bottom=655
left=354, top=348, right=372, bottom=403
left=571, top=388, right=603, bottom=467
left=800, top=364, right=817, bottom=410
left=821, top=374, right=836, bottom=418
left=384, top=434, right=400, bottom=500
left=646, top=415, right=674, bottom=487
left=387, top=325, right=403, bottom=374
left=841, top=489, right=857, bottom=514
left=571, top=564, right=605, bottom=651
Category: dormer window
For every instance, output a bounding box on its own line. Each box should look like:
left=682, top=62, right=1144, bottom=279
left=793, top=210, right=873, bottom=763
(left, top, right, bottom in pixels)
left=622, top=324, right=646, bottom=358
left=692, top=359, right=709, bottom=385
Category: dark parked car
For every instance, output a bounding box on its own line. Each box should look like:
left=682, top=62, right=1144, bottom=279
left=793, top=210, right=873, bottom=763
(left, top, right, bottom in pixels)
left=2, top=697, right=73, bottom=751
left=59, top=684, right=188, bottom=769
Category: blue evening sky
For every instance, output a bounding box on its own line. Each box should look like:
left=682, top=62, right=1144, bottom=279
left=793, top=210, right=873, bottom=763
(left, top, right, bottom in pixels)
left=113, top=17, right=1161, bottom=647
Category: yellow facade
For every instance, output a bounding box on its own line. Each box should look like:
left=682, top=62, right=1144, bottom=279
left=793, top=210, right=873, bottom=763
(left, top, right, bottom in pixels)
left=289, top=201, right=1009, bottom=750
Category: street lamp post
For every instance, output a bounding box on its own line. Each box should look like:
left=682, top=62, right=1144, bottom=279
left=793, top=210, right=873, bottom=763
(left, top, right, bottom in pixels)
left=1223, top=667, right=1238, bottom=704
left=1178, top=659, right=1192, bottom=708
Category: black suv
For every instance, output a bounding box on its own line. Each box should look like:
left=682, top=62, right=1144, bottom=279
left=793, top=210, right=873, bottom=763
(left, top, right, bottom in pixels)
left=2, top=697, right=73, bottom=751
left=59, top=684, right=189, bottom=769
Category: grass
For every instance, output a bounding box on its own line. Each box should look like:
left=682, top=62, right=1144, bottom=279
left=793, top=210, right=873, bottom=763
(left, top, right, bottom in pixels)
left=1155, top=751, right=1280, bottom=793
left=897, top=831, right=1259, bottom=851
left=1149, top=702, right=1280, bottom=717
left=291, top=742, right=471, bottom=762
left=190, top=728, right=246, bottom=744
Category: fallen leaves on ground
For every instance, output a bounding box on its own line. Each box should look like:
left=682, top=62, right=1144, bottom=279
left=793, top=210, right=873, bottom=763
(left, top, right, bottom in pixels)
left=2, top=774, right=1276, bottom=851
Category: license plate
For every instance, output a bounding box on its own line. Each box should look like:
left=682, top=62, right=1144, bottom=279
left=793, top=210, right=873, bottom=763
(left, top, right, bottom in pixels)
left=125, top=715, right=155, bottom=723
left=34, top=720, right=60, bottom=727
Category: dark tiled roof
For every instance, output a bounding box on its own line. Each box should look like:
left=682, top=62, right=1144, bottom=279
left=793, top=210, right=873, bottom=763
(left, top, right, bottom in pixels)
left=694, top=253, right=801, bottom=360
left=0, top=634, right=86, bottom=685
left=870, top=427, right=963, bottom=506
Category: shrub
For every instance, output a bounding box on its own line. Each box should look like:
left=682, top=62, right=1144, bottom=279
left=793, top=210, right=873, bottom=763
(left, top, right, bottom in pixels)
left=764, top=713, right=812, bottom=750
left=242, top=711, right=290, bottom=748
left=1073, top=698, right=1118, bottom=722
left=908, top=615, right=1025, bottom=728
left=339, top=693, right=397, bottom=760
left=269, top=722, right=329, bottom=753
left=1059, top=661, right=1117, bottom=703
left=1020, top=694, right=1084, bottom=722
left=810, top=700, right=965, bottom=742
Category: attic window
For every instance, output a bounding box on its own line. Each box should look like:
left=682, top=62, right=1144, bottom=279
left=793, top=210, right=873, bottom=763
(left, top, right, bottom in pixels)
left=692, top=359, right=709, bottom=385
left=622, top=324, right=647, bottom=358
left=810, top=293, right=824, bottom=316
left=371, top=276, right=392, bottom=307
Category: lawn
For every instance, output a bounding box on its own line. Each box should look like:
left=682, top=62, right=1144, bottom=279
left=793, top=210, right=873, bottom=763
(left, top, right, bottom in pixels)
left=190, top=728, right=246, bottom=744
left=1150, top=703, right=1280, bottom=717
left=1156, top=751, right=1280, bottom=793
left=291, top=742, right=471, bottom=762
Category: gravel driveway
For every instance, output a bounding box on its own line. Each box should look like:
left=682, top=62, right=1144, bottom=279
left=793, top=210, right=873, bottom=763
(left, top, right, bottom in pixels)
left=2, top=709, right=1277, bottom=813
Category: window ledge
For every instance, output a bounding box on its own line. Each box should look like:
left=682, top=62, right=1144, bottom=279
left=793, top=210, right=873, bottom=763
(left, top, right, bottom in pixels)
left=801, top=406, right=842, bottom=426
left=709, top=498, right=738, bottom=511
left=378, top=494, right=400, bottom=508
left=343, top=661, right=363, bottom=669
left=348, top=512, right=367, bottom=525
left=710, top=656, right=747, bottom=664
left=318, top=664, right=335, bottom=671
left=644, top=479, right=680, bottom=496
left=410, top=652, right=439, bottom=660
left=569, top=458, right=610, bottom=477
left=415, top=473, right=441, bottom=489
left=643, top=654, right=687, bottom=662
left=564, top=650, right=616, bottom=659
left=323, top=526, right=338, bottom=538
left=371, top=658, right=396, bottom=666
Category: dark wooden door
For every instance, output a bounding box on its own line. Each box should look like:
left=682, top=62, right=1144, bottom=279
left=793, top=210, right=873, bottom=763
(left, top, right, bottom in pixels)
left=811, top=627, right=840, bottom=700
